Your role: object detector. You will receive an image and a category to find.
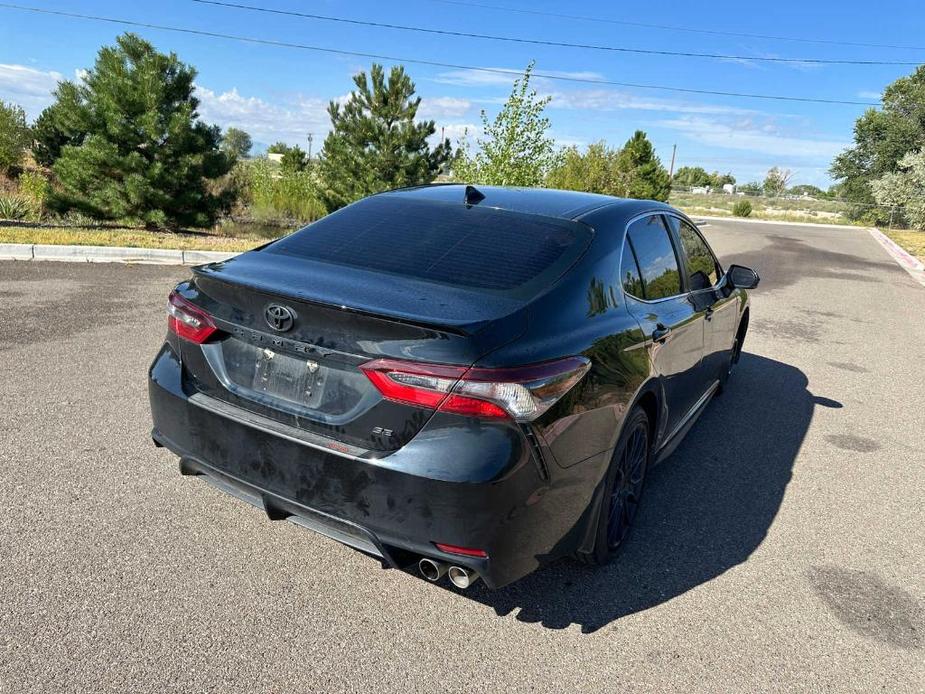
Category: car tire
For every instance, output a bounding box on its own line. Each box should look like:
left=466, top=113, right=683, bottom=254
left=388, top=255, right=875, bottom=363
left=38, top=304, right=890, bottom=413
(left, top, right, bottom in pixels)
left=580, top=407, right=650, bottom=566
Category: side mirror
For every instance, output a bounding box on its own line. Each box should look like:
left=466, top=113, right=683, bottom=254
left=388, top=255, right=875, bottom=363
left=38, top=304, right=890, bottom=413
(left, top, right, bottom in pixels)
left=727, top=264, right=760, bottom=289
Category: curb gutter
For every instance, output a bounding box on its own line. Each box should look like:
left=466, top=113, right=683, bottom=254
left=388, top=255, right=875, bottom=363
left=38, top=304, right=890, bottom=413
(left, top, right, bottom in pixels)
left=0, top=243, right=238, bottom=266
left=869, top=228, right=925, bottom=288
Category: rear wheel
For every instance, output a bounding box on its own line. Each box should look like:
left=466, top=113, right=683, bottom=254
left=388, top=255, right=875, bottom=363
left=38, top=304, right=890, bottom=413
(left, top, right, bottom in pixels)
left=581, top=407, right=650, bottom=565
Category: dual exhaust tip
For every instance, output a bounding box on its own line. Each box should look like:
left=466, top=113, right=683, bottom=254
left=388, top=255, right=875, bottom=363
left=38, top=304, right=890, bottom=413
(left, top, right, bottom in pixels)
left=418, top=557, right=480, bottom=589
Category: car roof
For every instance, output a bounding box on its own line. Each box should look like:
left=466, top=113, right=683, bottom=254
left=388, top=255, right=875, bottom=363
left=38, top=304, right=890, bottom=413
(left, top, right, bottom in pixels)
left=378, top=184, right=674, bottom=222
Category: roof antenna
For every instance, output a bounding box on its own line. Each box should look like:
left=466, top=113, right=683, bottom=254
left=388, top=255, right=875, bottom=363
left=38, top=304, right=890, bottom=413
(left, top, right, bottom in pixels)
left=464, top=185, right=485, bottom=207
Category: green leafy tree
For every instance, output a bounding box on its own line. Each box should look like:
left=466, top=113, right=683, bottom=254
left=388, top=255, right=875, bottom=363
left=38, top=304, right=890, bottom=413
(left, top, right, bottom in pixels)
left=788, top=184, right=824, bottom=197
left=831, top=66, right=925, bottom=222
left=280, top=144, right=308, bottom=173
left=672, top=166, right=713, bottom=188
left=738, top=181, right=761, bottom=194
left=613, top=130, right=671, bottom=201
left=871, top=150, right=925, bottom=229
left=221, top=127, right=252, bottom=160
left=267, top=141, right=290, bottom=154
left=37, top=33, right=232, bottom=228
left=319, top=63, right=451, bottom=210
left=672, top=166, right=734, bottom=189
left=547, top=141, right=621, bottom=194
left=454, top=63, right=558, bottom=186
left=0, top=100, right=30, bottom=174
left=762, top=167, right=793, bottom=197
left=710, top=171, right=736, bottom=188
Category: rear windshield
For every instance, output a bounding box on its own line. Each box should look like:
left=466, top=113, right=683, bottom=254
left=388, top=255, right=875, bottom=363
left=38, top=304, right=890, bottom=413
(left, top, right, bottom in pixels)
left=266, top=196, right=592, bottom=295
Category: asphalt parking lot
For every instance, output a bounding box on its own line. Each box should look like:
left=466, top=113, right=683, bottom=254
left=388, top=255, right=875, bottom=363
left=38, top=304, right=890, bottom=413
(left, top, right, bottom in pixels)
left=1, top=219, right=923, bottom=692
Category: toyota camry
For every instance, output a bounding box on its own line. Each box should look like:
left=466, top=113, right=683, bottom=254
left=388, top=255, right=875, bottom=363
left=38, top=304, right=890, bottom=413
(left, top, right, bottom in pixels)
left=148, top=184, right=759, bottom=589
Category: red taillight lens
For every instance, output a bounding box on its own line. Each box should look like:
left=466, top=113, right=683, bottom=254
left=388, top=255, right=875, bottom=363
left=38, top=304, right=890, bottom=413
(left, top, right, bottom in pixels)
left=359, top=356, right=590, bottom=422
left=434, top=543, right=488, bottom=558
left=167, top=291, right=217, bottom=344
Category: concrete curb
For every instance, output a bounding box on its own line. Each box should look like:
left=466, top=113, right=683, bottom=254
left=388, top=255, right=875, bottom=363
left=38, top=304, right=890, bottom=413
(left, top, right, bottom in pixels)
left=0, top=243, right=34, bottom=260
left=0, top=243, right=238, bottom=266
left=869, top=228, right=925, bottom=288
left=690, top=215, right=870, bottom=231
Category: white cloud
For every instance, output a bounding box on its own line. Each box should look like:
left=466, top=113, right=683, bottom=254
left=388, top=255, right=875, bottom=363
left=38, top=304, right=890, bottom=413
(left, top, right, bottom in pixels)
left=418, top=96, right=471, bottom=119
left=0, top=63, right=62, bottom=96
left=432, top=122, right=481, bottom=146
left=434, top=69, right=520, bottom=87
left=194, top=85, right=332, bottom=145
left=655, top=116, right=848, bottom=159
left=433, top=67, right=606, bottom=88
left=0, top=64, right=63, bottom=117
left=546, top=89, right=757, bottom=116
left=857, top=90, right=881, bottom=100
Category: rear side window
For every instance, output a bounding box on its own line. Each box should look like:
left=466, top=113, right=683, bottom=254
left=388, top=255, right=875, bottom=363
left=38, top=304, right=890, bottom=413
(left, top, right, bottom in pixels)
left=673, top=218, right=720, bottom=290
left=620, top=242, right=645, bottom=298
left=267, top=196, right=592, bottom=296
left=625, top=215, right=682, bottom=300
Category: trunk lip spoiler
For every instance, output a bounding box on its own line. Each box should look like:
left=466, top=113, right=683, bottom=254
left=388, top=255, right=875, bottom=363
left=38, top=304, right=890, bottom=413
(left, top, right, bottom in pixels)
left=191, top=265, right=483, bottom=336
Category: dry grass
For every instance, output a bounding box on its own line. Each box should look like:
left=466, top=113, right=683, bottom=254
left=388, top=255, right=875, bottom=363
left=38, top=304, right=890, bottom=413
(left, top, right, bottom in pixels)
left=0, top=225, right=266, bottom=252
left=883, top=228, right=925, bottom=263
left=676, top=206, right=866, bottom=226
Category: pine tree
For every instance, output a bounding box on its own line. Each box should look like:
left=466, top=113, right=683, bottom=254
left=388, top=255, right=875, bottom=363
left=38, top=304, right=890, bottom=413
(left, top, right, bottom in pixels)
left=614, top=131, right=671, bottom=201
left=35, top=33, right=232, bottom=229
left=319, top=64, right=451, bottom=210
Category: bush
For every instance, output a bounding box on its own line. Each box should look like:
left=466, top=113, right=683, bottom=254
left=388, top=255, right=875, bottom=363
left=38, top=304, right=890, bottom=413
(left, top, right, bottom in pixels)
left=733, top=199, right=753, bottom=217
left=18, top=170, right=50, bottom=219
left=240, top=159, right=326, bottom=224
left=0, top=194, right=31, bottom=220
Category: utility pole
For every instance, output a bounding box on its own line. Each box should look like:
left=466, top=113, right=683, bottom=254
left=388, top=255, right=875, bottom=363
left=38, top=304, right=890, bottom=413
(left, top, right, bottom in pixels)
left=668, top=144, right=677, bottom=180
left=307, top=132, right=313, bottom=160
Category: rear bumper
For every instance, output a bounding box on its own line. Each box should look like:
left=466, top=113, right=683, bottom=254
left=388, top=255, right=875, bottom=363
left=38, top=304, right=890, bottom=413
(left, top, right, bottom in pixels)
left=148, top=343, right=576, bottom=588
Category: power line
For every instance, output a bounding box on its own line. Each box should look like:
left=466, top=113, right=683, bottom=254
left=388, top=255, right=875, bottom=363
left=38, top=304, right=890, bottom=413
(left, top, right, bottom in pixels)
left=192, top=0, right=921, bottom=67
left=0, top=3, right=879, bottom=106
left=428, top=0, right=925, bottom=52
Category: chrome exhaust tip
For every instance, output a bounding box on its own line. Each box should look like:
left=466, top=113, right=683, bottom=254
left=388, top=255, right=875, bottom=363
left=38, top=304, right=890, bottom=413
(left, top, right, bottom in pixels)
left=448, top=565, right=480, bottom=589
left=418, top=557, right=447, bottom=582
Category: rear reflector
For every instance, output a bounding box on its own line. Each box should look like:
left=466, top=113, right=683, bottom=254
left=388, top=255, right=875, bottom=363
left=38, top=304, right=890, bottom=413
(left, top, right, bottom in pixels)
left=434, top=543, right=488, bottom=558
left=167, top=290, right=217, bottom=344
left=360, top=355, right=590, bottom=422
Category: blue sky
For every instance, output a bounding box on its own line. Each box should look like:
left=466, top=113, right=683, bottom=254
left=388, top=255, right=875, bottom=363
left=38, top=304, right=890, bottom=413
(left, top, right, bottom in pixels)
left=1, top=0, right=922, bottom=186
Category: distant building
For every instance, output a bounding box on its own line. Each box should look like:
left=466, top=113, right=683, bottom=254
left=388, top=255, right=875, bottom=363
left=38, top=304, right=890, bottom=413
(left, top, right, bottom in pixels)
left=691, top=186, right=709, bottom=195
left=267, top=152, right=284, bottom=163
left=722, top=183, right=736, bottom=195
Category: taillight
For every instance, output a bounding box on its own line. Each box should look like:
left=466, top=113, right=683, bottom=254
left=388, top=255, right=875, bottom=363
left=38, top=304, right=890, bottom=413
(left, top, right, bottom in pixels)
left=167, top=291, right=217, bottom=344
left=360, top=356, right=590, bottom=422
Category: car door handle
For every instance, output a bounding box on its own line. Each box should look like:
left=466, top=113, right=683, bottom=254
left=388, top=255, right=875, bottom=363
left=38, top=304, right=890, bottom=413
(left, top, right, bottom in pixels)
left=652, top=324, right=672, bottom=343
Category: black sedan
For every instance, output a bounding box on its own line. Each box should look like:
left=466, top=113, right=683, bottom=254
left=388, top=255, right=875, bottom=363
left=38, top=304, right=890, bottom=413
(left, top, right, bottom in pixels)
left=148, top=185, right=759, bottom=589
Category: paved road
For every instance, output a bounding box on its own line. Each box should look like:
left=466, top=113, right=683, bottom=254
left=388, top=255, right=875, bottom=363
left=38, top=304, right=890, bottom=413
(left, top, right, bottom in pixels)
left=1, top=221, right=923, bottom=692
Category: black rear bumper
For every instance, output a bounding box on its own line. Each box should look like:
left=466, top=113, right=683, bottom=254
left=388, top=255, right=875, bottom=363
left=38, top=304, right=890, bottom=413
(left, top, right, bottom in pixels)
left=148, top=343, right=592, bottom=588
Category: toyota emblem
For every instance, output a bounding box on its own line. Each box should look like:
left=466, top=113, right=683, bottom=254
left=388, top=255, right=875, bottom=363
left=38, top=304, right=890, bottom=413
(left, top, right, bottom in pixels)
left=264, top=304, right=295, bottom=332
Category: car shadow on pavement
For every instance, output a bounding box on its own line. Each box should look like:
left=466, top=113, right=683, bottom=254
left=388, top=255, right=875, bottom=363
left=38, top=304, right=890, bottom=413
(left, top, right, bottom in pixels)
left=450, top=352, right=840, bottom=633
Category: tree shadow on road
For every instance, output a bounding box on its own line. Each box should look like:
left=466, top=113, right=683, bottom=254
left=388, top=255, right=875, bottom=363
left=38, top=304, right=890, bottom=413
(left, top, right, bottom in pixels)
left=448, top=352, right=839, bottom=633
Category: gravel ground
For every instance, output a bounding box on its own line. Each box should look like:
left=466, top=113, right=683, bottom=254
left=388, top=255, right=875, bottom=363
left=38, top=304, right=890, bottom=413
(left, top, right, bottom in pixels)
left=1, top=220, right=923, bottom=692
